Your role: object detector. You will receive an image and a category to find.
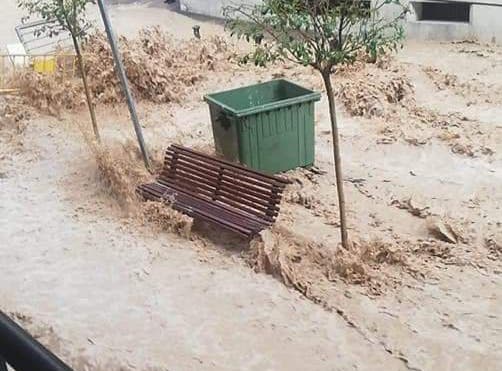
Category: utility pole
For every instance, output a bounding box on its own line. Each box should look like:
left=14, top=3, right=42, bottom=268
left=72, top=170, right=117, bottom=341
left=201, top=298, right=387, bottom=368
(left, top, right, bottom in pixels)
left=96, top=0, right=152, bottom=171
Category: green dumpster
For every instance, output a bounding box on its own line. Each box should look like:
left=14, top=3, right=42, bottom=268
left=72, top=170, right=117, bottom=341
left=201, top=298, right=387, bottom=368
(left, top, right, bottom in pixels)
left=204, top=79, right=321, bottom=174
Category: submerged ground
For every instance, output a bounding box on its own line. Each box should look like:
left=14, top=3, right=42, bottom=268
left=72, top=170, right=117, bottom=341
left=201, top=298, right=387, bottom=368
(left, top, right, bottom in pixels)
left=1, top=0, right=501, bottom=370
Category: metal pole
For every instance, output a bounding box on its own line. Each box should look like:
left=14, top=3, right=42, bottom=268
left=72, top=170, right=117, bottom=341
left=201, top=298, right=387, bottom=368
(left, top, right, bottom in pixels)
left=0, top=311, right=73, bottom=371
left=96, top=0, right=152, bottom=171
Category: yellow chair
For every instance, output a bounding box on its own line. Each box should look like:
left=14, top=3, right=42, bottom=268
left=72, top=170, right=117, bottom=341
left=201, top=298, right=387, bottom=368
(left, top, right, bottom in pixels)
left=33, top=56, right=56, bottom=74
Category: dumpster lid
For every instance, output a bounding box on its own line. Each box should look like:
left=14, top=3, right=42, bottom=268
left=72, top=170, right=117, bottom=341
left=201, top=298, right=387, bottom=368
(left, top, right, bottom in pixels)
left=204, top=79, right=321, bottom=117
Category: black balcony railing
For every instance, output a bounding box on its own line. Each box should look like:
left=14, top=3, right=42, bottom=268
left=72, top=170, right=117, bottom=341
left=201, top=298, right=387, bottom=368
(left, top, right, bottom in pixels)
left=0, top=311, right=73, bottom=371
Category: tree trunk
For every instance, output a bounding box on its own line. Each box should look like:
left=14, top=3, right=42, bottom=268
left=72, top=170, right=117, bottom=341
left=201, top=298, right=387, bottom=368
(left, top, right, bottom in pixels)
left=321, top=71, right=349, bottom=249
left=71, top=35, right=100, bottom=142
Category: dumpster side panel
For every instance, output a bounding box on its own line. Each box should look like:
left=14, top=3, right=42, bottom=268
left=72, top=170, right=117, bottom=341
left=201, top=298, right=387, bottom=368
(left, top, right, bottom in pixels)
left=209, top=104, right=240, bottom=162
left=206, top=79, right=319, bottom=174
left=237, top=102, right=315, bottom=174
left=304, top=101, right=315, bottom=167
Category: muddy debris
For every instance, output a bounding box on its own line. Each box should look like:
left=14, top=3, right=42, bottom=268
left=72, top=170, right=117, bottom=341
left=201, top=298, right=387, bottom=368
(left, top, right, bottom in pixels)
left=248, top=227, right=415, bottom=296
left=414, top=239, right=453, bottom=260
left=12, top=27, right=237, bottom=114
left=337, top=73, right=413, bottom=118
left=426, top=216, right=462, bottom=244
left=84, top=28, right=235, bottom=104
left=423, top=66, right=500, bottom=103
left=391, top=197, right=431, bottom=218
left=87, top=139, right=151, bottom=211
left=140, top=201, right=193, bottom=238
left=485, top=235, right=502, bottom=259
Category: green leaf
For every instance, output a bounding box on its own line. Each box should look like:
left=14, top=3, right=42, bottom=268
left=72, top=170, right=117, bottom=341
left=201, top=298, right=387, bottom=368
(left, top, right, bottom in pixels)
left=223, top=0, right=408, bottom=73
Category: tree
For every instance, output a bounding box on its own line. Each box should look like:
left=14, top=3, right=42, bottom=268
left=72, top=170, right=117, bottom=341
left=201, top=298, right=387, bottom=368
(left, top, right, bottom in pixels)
left=18, top=0, right=100, bottom=141
left=225, top=0, right=408, bottom=249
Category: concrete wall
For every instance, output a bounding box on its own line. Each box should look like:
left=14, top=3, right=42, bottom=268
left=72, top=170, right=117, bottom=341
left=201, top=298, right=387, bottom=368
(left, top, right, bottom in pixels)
left=179, top=0, right=502, bottom=44
left=179, top=0, right=262, bottom=18
left=402, top=1, right=502, bottom=44
left=470, top=4, right=502, bottom=44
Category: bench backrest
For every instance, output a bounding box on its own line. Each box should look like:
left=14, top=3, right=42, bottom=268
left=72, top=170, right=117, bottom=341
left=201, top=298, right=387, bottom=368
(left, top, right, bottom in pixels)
left=158, top=144, right=290, bottom=223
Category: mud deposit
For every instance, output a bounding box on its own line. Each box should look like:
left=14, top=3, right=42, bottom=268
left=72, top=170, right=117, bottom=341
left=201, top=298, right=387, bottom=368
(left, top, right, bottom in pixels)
left=1, top=2, right=501, bottom=370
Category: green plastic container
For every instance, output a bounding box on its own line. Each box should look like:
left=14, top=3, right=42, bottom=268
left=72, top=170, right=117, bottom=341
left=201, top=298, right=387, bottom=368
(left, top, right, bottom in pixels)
left=204, top=79, right=321, bottom=174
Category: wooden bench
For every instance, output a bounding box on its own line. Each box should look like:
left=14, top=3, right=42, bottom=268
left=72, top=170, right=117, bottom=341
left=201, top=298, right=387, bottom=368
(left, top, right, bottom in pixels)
left=137, top=144, right=290, bottom=238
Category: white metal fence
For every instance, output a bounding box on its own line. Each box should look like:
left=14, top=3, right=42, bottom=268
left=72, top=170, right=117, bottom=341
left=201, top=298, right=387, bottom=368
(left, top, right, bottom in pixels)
left=0, top=53, right=77, bottom=94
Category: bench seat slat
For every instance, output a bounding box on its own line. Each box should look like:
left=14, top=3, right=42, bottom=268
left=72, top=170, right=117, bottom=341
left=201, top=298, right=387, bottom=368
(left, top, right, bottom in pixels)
left=137, top=184, right=259, bottom=236
left=156, top=179, right=277, bottom=221
left=159, top=170, right=281, bottom=212
left=162, top=156, right=284, bottom=198
left=165, top=151, right=287, bottom=191
left=141, top=182, right=275, bottom=227
left=170, top=144, right=289, bottom=186
left=163, top=156, right=282, bottom=196
left=137, top=145, right=289, bottom=237
left=138, top=183, right=269, bottom=235
left=174, top=194, right=268, bottom=231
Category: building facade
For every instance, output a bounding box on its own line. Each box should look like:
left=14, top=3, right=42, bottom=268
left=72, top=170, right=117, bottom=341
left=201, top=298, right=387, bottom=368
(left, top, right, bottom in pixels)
left=178, top=0, right=502, bottom=44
